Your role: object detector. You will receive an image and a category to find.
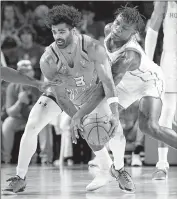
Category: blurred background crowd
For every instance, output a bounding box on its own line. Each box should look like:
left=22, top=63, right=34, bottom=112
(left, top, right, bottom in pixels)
left=1, top=1, right=164, bottom=167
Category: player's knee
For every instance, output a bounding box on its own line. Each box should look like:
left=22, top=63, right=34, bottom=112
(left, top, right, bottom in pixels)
left=139, top=120, right=160, bottom=136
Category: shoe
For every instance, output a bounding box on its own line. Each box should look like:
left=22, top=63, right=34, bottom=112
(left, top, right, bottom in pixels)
left=131, top=153, right=142, bottom=167
left=110, top=164, right=135, bottom=193
left=86, top=169, right=113, bottom=191
left=152, top=168, right=168, bottom=180
left=2, top=176, right=26, bottom=194
left=152, top=162, right=169, bottom=180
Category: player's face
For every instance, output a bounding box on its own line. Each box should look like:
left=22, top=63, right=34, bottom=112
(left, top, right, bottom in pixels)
left=51, top=23, right=73, bottom=49
left=111, top=14, right=136, bottom=42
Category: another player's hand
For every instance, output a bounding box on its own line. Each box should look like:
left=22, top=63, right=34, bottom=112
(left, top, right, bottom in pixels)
left=105, top=113, right=119, bottom=139
left=70, top=114, right=84, bottom=144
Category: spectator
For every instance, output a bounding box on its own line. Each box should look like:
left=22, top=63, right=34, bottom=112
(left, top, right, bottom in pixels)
left=1, top=2, right=24, bottom=49
left=33, top=5, right=54, bottom=46
left=79, top=5, right=105, bottom=43
left=1, top=60, right=53, bottom=164
left=3, top=25, right=44, bottom=79
left=1, top=60, right=40, bottom=163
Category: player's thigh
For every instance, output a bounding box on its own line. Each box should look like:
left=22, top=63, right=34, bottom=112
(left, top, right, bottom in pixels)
left=28, top=95, right=62, bottom=124
left=120, top=100, right=139, bottom=130
left=59, top=112, right=71, bottom=131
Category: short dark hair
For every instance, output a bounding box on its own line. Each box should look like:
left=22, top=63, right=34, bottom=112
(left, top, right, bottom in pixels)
left=46, top=4, right=82, bottom=28
left=114, top=6, right=145, bottom=34
left=18, top=25, right=36, bottom=40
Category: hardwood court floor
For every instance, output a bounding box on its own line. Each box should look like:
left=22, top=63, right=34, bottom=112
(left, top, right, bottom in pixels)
left=1, top=164, right=177, bottom=199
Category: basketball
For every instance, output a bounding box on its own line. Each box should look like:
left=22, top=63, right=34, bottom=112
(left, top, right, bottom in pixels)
left=81, top=113, right=112, bottom=146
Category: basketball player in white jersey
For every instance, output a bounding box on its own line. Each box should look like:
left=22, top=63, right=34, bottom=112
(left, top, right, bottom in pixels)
left=2, top=5, right=135, bottom=194
left=74, top=6, right=177, bottom=155
left=145, top=1, right=177, bottom=180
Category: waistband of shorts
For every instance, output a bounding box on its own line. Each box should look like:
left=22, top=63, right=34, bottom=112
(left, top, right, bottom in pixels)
left=42, top=93, right=58, bottom=104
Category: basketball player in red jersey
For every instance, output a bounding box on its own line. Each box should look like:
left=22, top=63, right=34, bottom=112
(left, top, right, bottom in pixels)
left=2, top=5, right=135, bottom=194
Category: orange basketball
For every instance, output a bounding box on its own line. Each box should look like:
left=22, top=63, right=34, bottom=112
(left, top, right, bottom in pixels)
left=81, top=113, right=112, bottom=146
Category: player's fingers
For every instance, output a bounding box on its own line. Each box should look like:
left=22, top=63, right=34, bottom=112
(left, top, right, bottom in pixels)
left=108, top=121, right=115, bottom=135
left=71, top=126, right=78, bottom=144
left=74, top=126, right=79, bottom=139
left=109, top=125, right=117, bottom=138
left=77, top=122, right=84, bottom=132
left=71, top=130, right=77, bottom=144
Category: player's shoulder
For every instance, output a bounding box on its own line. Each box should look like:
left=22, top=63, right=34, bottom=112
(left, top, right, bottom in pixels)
left=40, top=42, right=56, bottom=65
left=104, top=23, right=113, bottom=37
left=81, top=34, right=102, bottom=54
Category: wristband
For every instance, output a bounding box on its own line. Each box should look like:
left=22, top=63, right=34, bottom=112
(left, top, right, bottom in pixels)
left=107, top=97, right=119, bottom=105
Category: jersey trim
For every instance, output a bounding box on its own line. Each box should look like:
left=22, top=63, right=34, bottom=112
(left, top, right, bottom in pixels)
left=81, top=34, right=88, bottom=54
left=50, top=46, right=59, bottom=64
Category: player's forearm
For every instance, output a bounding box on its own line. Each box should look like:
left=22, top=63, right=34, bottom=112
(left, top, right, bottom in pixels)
left=74, top=83, right=105, bottom=118
left=145, top=27, right=158, bottom=60
left=52, top=87, right=77, bottom=118
left=1, top=67, right=39, bottom=87
left=6, top=100, right=23, bottom=117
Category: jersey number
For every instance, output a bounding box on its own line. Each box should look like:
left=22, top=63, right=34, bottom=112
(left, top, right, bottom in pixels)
left=74, top=76, right=86, bottom=87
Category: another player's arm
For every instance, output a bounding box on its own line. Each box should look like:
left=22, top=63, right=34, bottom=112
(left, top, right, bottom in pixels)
left=40, top=54, right=78, bottom=118
left=112, top=50, right=141, bottom=86
left=1, top=66, right=54, bottom=92
left=145, top=1, right=167, bottom=60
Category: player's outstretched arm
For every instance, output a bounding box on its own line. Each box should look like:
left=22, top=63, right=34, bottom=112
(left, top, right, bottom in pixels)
left=1, top=66, right=52, bottom=92
left=145, top=2, right=166, bottom=60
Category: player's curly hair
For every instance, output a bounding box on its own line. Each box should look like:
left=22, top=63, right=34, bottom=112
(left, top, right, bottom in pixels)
left=46, top=4, right=82, bottom=28
left=114, top=6, right=145, bottom=34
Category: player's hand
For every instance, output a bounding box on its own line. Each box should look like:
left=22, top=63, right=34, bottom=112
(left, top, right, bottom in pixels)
left=70, top=114, right=84, bottom=144
left=105, top=113, right=119, bottom=138
left=18, top=91, right=30, bottom=104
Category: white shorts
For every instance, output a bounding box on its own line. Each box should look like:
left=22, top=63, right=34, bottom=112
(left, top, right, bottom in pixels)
left=117, top=75, right=165, bottom=109
left=160, top=51, right=177, bottom=92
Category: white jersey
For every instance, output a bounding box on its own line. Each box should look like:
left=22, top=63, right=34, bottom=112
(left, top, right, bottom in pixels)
left=104, top=34, right=165, bottom=108
left=104, top=34, right=164, bottom=82
left=163, top=2, right=177, bottom=51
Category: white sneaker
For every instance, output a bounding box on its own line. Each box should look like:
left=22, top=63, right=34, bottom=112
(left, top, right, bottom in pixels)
left=152, top=162, right=169, bottom=180
left=131, top=153, right=142, bottom=167
left=156, top=161, right=169, bottom=169
left=86, top=170, right=113, bottom=191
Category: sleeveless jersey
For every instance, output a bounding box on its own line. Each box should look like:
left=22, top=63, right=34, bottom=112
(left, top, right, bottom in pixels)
left=104, top=34, right=164, bottom=84
left=163, top=2, right=177, bottom=51
left=44, top=34, right=99, bottom=107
